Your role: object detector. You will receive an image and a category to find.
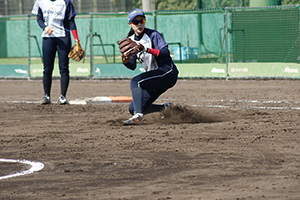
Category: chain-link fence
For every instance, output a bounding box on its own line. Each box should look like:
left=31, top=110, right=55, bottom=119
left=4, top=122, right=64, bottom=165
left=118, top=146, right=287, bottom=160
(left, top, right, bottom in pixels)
left=1, top=5, right=300, bottom=79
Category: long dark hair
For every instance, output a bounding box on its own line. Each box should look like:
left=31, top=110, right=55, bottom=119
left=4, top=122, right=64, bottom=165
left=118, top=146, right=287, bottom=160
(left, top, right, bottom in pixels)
left=127, top=28, right=135, bottom=37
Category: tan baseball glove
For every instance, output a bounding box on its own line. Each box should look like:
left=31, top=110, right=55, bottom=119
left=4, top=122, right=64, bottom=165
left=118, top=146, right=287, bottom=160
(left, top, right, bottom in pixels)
left=68, top=42, right=85, bottom=61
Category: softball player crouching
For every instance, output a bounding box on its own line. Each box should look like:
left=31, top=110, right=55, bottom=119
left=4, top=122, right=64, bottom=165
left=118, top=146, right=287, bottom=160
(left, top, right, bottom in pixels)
left=120, top=9, right=179, bottom=124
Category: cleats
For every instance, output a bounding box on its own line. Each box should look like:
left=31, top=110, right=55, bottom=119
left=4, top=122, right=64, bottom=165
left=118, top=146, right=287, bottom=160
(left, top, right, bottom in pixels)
left=123, top=113, right=145, bottom=124
left=58, top=94, right=68, bottom=105
left=41, top=95, right=51, bottom=105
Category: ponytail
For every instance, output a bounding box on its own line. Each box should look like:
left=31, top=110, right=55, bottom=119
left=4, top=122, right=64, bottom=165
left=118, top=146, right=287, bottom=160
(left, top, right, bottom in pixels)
left=127, top=28, right=134, bottom=38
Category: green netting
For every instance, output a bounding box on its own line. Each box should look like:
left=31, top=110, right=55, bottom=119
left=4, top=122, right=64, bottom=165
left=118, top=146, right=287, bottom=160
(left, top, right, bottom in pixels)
left=1, top=6, right=300, bottom=79
left=229, top=7, right=300, bottom=63
left=154, top=9, right=225, bottom=63
left=0, top=20, right=7, bottom=58
left=201, top=13, right=225, bottom=55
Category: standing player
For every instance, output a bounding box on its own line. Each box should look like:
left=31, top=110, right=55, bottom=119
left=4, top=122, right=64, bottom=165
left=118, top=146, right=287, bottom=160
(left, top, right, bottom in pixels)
left=118, top=8, right=179, bottom=124
left=31, top=0, right=81, bottom=104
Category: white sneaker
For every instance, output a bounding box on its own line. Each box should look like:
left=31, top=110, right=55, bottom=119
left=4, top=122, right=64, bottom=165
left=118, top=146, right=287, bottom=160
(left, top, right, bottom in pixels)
left=41, top=95, right=51, bottom=105
left=123, top=113, right=145, bottom=124
left=58, top=94, right=68, bottom=105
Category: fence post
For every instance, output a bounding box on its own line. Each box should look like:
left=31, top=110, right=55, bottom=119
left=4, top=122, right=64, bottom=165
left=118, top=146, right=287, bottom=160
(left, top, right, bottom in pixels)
left=224, top=7, right=229, bottom=80
left=89, top=13, right=93, bottom=79
left=27, top=14, right=31, bottom=80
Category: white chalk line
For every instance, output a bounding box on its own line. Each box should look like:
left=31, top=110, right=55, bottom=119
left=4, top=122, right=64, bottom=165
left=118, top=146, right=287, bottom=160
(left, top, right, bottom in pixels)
left=158, top=98, right=300, bottom=110
left=1, top=98, right=300, bottom=110
left=0, top=100, right=46, bottom=104
left=0, top=159, right=44, bottom=180
left=190, top=104, right=300, bottom=110
left=159, top=98, right=300, bottom=104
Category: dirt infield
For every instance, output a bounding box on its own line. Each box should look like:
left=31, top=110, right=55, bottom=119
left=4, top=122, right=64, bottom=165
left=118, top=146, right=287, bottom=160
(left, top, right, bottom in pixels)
left=0, top=79, right=300, bottom=200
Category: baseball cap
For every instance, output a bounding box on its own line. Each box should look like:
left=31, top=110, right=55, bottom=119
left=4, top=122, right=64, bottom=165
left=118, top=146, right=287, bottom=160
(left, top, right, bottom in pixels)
left=128, top=9, right=145, bottom=23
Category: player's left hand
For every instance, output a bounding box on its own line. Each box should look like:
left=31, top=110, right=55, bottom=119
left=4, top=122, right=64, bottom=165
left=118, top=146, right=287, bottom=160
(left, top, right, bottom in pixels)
left=117, top=38, right=144, bottom=57
left=68, top=42, right=85, bottom=61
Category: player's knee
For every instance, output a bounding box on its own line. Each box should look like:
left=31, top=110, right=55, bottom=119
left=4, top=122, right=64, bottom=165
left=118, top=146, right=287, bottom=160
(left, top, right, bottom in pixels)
left=59, top=68, right=69, bottom=76
left=43, top=70, right=52, bottom=77
left=130, top=76, right=141, bottom=89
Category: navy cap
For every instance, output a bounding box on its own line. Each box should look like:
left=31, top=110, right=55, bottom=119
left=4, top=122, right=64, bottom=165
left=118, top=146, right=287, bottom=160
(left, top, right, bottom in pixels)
left=128, top=9, right=145, bottom=23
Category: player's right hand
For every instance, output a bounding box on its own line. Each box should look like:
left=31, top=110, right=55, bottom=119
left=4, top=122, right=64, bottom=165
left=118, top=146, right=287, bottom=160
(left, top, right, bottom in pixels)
left=121, top=52, right=131, bottom=64
left=44, top=26, right=53, bottom=35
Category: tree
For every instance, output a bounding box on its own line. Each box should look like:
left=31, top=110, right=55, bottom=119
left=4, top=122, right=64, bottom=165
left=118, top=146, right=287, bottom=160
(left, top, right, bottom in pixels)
left=156, top=0, right=197, bottom=10
left=281, top=0, right=300, bottom=5
left=202, top=0, right=245, bottom=8
left=125, top=0, right=300, bottom=12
